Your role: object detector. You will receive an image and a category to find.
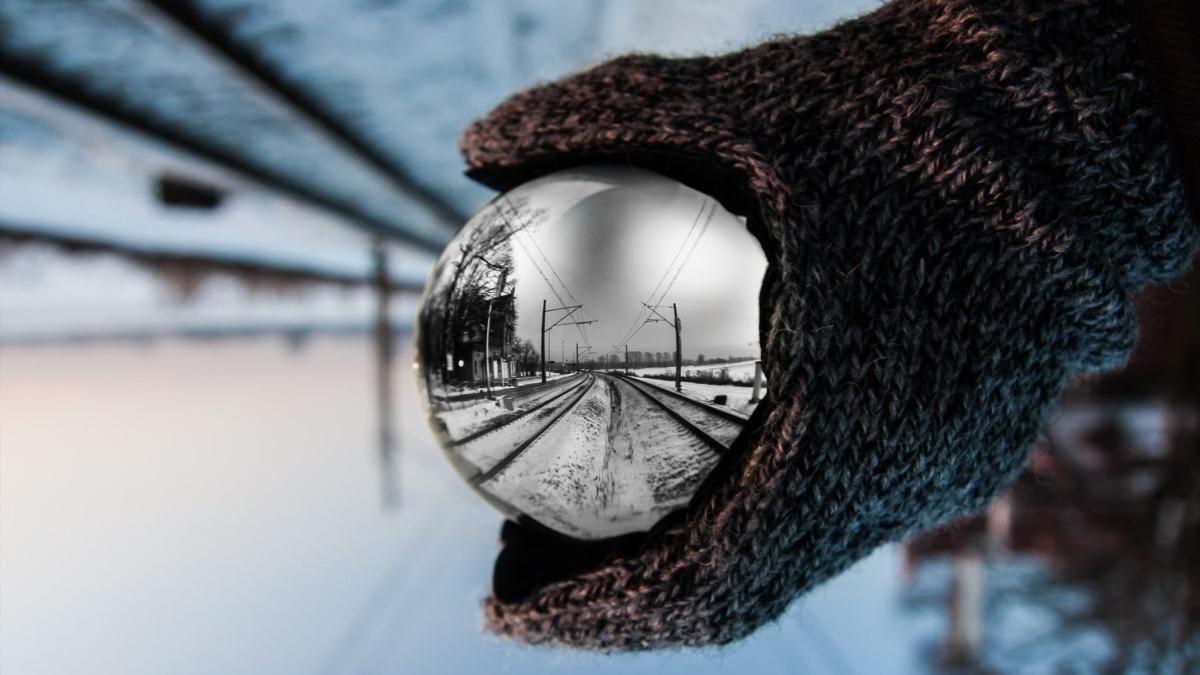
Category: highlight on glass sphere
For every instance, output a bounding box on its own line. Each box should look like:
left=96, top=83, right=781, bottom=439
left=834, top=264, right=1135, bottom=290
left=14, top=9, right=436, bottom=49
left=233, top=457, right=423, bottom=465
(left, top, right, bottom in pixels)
left=414, top=165, right=768, bottom=540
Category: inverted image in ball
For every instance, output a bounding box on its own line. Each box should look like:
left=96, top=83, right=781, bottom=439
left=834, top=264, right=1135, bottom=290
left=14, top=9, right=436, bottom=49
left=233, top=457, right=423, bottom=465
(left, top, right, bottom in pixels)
left=414, top=166, right=768, bottom=540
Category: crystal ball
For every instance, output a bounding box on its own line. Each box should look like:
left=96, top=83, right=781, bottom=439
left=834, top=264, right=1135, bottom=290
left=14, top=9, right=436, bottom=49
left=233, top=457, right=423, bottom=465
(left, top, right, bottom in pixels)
left=414, top=166, right=768, bottom=540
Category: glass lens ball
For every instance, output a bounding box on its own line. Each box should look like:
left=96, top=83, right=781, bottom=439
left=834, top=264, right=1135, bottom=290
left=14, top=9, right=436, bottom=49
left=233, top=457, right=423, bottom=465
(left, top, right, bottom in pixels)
left=414, top=166, right=767, bottom=540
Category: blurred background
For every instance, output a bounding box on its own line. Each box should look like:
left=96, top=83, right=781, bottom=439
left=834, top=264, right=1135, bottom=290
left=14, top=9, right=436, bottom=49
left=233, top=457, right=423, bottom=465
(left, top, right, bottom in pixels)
left=0, top=1, right=1196, bottom=673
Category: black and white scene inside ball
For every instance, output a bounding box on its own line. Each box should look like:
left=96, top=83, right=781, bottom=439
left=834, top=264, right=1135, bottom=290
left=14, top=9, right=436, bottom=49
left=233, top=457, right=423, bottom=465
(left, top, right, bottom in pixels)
left=415, top=166, right=768, bottom=539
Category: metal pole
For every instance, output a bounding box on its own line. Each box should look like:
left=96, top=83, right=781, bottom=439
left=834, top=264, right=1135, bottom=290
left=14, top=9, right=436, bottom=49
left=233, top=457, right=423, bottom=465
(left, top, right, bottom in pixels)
left=575, top=343, right=579, bottom=373
left=674, top=303, right=682, bottom=392
left=540, top=299, right=547, bottom=384
left=484, top=299, right=493, bottom=394
left=750, top=360, right=763, bottom=403
left=625, top=344, right=629, bottom=375
left=500, top=295, right=508, bottom=382
left=946, top=551, right=985, bottom=664
left=373, top=245, right=397, bottom=508
left=483, top=267, right=507, bottom=397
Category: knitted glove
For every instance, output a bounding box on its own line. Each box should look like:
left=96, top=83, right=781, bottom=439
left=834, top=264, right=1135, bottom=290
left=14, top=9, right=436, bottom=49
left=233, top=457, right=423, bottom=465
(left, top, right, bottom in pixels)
left=459, top=0, right=1199, bottom=650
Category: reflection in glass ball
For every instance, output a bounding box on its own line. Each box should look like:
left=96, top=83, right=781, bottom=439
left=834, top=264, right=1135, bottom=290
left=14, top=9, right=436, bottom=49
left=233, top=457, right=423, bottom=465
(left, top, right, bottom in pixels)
left=414, top=166, right=767, bottom=540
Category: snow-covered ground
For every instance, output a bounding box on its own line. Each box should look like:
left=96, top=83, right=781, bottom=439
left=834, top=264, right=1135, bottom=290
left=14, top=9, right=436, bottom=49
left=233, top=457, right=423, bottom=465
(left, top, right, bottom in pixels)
left=603, top=376, right=723, bottom=505
left=630, top=359, right=762, bottom=383
left=483, top=374, right=720, bottom=539
left=453, top=375, right=592, bottom=475
left=622, top=377, right=745, bottom=446
left=636, top=375, right=763, bottom=416
left=433, top=373, right=582, bottom=442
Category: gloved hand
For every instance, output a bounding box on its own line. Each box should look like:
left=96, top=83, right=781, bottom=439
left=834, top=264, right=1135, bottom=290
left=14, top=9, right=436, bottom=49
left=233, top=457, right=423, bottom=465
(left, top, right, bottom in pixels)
left=459, top=0, right=1199, bottom=650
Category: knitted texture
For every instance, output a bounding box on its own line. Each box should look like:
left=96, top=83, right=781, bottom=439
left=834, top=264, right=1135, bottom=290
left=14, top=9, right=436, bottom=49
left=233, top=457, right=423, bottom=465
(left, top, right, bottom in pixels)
left=459, top=0, right=1199, bottom=650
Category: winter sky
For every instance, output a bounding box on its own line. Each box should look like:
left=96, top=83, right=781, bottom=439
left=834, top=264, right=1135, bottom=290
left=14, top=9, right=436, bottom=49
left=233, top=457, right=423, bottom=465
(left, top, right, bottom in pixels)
left=503, top=167, right=767, bottom=362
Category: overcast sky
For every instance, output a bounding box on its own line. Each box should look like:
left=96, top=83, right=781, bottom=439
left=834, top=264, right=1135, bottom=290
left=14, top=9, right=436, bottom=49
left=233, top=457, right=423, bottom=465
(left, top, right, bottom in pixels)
left=502, top=167, right=766, bottom=362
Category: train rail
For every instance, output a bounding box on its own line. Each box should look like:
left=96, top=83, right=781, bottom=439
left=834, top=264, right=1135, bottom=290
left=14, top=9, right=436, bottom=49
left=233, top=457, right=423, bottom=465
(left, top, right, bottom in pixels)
left=449, top=372, right=586, bottom=446
left=610, top=373, right=746, bottom=451
left=616, top=373, right=749, bottom=423
left=473, top=372, right=598, bottom=485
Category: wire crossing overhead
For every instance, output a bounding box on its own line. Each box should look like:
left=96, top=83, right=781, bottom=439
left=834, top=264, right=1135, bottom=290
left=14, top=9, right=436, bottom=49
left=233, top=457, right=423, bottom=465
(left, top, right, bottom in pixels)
left=640, top=302, right=684, bottom=391
left=501, top=197, right=589, bottom=312
left=496, top=197, right=594, bottom=351
left=617, top=197, right=716, bottom=348
left=545, top=305, right=595, bottom=331
left=653, top=200, right=717, bottom=308
left=540, top=301, right=596, bottom=383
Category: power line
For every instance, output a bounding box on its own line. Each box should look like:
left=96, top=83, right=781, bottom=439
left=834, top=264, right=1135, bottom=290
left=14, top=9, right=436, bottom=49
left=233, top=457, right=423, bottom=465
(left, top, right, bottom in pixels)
left=650, top=199, right=717, bottom=311
left=514, top=234, right=567, bottom=307
left=501, top=196, right=590, bottom=318
left=616, top=197, right=709, bottom=346
left=499, top=196, right=598, bottom=334
left=494, top=200, right=592, bottom=350
left=617, top=197, right=713, bottom=347
left=625, top=318, right=650, bottom=345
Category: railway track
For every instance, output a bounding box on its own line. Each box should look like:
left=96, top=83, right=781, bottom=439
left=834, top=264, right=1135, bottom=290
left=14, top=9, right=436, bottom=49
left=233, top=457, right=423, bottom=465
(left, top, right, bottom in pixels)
left=611, top=373, right=746, bottom=450
left=450, top=372, right=586, bottom=446
left=616, top=373, right=749, bottom=422
left=472, top=372, right=598, bottom=485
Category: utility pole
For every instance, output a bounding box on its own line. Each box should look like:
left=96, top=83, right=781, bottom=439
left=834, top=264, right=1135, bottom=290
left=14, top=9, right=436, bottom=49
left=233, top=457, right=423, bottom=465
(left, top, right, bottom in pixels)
left=483, top=265, right=508, bottom=397
left=641, top=301, right=683, bottom=392
left=576, top=345, right=594, bottom=371
left=674, top=303, right=682, bottom=392
left=541, top=300, right=596, bottom=383
left=625, top=344, right=629, bottom=375
left=372, top=244, right=397, bottom=508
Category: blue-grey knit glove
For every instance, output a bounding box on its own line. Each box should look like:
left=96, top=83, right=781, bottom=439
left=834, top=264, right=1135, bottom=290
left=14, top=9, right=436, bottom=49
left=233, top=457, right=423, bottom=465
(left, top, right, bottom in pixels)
left=460, top=0, right=1198, bottom=649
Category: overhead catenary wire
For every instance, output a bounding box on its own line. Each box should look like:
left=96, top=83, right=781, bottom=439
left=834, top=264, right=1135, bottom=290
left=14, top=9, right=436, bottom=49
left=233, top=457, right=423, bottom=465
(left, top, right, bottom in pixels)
left=649, top=199, right=717, bottom=311
left=511, top=234, right=595, bottom=349
left=517, top=235, right=592, bottom=350
left=499, top=196, right=600, bottom=345
left=501, top=196, right=594, bottom=321
left=617, top=197, right=715, bottom=348
left=616, top=197, right=711, bottom=347
left=513, top=234, right=568, bottom=308
left=494, top=199, right=593, bottom=350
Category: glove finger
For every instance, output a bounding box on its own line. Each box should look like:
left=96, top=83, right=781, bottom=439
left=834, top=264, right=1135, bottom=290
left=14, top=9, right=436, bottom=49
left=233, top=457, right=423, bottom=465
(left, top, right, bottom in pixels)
left=460, top=52, right=779, bottom=213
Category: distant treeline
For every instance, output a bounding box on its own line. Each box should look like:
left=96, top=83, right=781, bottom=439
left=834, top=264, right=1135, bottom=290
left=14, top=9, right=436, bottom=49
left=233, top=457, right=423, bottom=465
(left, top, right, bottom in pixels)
left=638, top=370, right=754, bottom=387
left=689, top=355, right=757, bottom=365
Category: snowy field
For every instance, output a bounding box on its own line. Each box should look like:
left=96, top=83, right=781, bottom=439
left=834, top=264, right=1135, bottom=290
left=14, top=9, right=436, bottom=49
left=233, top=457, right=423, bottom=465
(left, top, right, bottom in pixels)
left=630, top=359, right=762, bottom=383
